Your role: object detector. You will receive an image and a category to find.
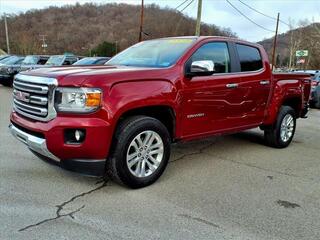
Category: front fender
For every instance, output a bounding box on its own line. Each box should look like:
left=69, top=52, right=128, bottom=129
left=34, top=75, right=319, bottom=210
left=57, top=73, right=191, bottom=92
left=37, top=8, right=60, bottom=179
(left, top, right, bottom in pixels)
left=104, top=79, right=179, bottom=135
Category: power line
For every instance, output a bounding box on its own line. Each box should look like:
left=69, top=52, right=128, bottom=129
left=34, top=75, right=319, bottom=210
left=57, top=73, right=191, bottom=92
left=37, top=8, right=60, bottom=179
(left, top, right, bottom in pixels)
left=180, top=0, right=195, bottom=13
left=225, top=0, right=275, bottom=33
left=175, top=0, right=190, bottom=10
left=237, top=0, right=290, bottom=27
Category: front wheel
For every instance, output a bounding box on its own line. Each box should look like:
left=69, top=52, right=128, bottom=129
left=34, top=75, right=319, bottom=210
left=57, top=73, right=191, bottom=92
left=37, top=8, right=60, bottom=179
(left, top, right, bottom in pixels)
left=264, top=106, right=296, bottom=148
left=106, top=116, right=171, bottom=188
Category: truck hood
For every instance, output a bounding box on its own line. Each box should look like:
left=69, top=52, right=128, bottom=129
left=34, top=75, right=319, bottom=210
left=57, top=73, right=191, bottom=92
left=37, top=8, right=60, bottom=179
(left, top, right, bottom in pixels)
left=18, top=65, right=174, bottom=86
left=0, top=64, right=20, bottom=73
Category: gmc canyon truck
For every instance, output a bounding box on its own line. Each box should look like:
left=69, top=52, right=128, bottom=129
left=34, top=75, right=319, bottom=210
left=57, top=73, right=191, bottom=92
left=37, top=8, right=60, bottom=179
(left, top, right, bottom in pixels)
left=9, top=37, right=311, bottom=188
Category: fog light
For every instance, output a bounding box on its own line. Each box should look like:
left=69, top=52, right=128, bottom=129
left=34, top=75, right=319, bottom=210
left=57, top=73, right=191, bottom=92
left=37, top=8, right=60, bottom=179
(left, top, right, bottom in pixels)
left=65, top=129, right=86, bottom=144
left=75, top=130, right=81, bottom=141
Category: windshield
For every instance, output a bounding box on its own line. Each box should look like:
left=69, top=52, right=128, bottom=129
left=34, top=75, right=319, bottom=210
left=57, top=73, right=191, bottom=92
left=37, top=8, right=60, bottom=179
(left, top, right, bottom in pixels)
left=107, top=38, right=196, bottom=68
left=0, top=56, right=22, bottom=65
left=0, top=55, right=9, bottom=62
left=45, top=56, right=64, bottom=66
left=22, top=56, right=39, bottom=65
left=73, top=58, right=98, bottom=65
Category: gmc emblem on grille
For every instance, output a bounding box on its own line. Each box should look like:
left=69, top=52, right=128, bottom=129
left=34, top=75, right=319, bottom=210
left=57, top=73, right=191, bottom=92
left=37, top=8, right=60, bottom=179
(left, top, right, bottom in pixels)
left=14, top=90, right=30, bottom=102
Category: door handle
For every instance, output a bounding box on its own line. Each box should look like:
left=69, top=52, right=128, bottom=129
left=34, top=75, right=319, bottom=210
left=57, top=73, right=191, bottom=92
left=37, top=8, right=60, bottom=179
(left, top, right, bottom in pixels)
left=226, top=83, right=238, bottom=89
left=260, top=80, right=270, bottom=85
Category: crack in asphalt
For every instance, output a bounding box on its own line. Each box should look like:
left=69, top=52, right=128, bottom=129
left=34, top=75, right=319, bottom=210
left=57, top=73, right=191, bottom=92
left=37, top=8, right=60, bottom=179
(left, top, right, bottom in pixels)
left=18, top=180, right=108, bottom=232
left=178, top=214, right=220, bottom=228
left=212, top=155, right=314, bottom=180
left=170, top=141, right=216, bottom=163
left=170, top=140, right=315, bottom=181
left=276, top=200, right=301, bottom=209
left=16, top=136, right=312, bottom=232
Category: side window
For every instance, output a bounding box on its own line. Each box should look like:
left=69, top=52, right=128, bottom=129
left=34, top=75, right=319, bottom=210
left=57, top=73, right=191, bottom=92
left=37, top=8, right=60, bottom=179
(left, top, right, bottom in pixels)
left=96, top=59, right=107, bottom=65
left=70, top=58, right=78, bottom=64
left=63, top=59, right=71, bottom=65
left=16, top=59, right=24, bottom=64
left=189, top=42, right=231, bottom=74
left=236, top=44, right=263, bottom=72
left=38, top=58, right=48, bottom=65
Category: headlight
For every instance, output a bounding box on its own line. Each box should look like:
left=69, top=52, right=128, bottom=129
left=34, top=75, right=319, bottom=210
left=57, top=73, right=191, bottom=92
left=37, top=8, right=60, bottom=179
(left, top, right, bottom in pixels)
left=54, top=88, right=102, bottom=113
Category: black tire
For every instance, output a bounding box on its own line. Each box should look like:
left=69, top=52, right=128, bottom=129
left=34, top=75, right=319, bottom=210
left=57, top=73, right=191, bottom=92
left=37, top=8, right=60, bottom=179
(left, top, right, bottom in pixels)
left=264, top=106, right=296, bottom=148
left=106, top=116, right=171, bottom=188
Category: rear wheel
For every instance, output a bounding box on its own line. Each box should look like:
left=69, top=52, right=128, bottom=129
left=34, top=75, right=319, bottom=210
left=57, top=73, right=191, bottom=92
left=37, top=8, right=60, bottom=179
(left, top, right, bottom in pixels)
left=106, top=116, right=171, bottom=188
left=264, top=106, right=296, bottom=148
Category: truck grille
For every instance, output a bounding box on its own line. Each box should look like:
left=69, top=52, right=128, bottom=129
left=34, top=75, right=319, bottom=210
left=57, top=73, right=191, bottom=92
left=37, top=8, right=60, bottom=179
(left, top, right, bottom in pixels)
left=13, top=74, right=58, bottom=122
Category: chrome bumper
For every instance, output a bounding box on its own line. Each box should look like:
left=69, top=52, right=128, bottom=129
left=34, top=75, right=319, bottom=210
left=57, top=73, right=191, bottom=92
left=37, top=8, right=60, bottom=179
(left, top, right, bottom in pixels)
left=8, top=123, right=60, bottom=162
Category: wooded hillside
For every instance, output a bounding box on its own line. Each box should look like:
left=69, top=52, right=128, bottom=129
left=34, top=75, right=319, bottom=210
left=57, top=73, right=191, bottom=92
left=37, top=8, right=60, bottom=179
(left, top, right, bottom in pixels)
left=259, top=21, right=320, bottom=69
left=0, top=3, right=236, bottom=56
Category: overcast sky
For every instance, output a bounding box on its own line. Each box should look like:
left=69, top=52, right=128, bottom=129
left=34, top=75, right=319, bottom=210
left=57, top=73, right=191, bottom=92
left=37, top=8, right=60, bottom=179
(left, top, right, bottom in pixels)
left=0, top=0, right=319, bottom=42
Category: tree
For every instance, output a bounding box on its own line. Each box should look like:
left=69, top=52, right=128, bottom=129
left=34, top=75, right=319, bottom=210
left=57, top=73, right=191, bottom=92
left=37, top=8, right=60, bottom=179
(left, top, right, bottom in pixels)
left=91, top=41, right=116, bottom=57
left=0, top=3, right=236, bottom=56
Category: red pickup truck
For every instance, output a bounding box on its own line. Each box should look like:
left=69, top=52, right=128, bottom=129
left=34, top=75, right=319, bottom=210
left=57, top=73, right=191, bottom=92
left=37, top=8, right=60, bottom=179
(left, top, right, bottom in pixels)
left=9, top=37, right=310, bottom=188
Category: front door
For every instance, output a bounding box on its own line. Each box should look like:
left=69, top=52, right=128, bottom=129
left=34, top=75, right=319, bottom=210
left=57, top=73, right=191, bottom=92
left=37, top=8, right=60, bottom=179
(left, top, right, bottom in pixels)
left=180, top=41, right=248, bottom=138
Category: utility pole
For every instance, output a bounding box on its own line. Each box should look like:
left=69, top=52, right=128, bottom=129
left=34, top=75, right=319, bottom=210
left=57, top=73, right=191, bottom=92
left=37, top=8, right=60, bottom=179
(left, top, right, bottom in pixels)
left=4, top=14, right=10, bottom=54
left=138, top=0, right=144, bottom=42
left=271, top=13, right=280, bottom=71
left=195, top=0, right=202, bottom=36
left=39, top=34, right=47, bottom=53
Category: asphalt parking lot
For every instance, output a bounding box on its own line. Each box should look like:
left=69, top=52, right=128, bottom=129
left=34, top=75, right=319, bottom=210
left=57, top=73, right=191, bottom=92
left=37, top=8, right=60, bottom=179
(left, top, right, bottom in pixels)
left=1, top=85, right=320, bottom=240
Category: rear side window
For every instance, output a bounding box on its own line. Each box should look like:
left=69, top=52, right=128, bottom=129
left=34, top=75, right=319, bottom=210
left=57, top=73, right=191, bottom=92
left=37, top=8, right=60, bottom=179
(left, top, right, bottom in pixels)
left=189, top=42, right=231, bottom=73
left=236, top=44, right=263, bottom=72
left=37, top=58, right=48, bottom=65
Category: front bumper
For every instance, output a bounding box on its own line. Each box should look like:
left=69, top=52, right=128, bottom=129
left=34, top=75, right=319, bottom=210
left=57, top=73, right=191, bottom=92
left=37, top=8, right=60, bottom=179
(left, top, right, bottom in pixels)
left=9, top=123, right=60, bottom=162
left=11, top=112, right=112, bottom=160
left=9, top=114, right=111, bottom=176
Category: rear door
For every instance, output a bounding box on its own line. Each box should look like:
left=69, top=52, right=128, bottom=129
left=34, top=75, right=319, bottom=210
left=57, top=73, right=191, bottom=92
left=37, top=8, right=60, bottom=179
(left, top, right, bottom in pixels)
left=234, top=43, right=271, bottom=125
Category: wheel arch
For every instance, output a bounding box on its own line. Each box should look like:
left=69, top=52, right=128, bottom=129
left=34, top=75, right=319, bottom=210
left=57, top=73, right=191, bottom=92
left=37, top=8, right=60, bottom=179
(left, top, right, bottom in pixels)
left=113, top=105, right=177, bottom=141
left=281, top=96, right=302, bottom=118
left=263, top=94, right=302, bottom=126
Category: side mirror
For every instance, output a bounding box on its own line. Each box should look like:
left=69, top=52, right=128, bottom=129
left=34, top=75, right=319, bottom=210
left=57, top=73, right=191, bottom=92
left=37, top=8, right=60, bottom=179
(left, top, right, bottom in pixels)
left=187, top=60, right=215, bottom=77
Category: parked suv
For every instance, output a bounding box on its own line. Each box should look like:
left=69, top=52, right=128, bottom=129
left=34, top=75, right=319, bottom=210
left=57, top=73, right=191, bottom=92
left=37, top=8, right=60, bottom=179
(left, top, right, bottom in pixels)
left=310, top=72, right=320, bottom=108
left=0, top=55, right=11, bottom=62
left=19, top=55, right=50, bottom=72
left=0, top=56, right=25, bottom=86
left=9, top=37, right=311, bottom=188
left=45, top=55, right=79, bottom=66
